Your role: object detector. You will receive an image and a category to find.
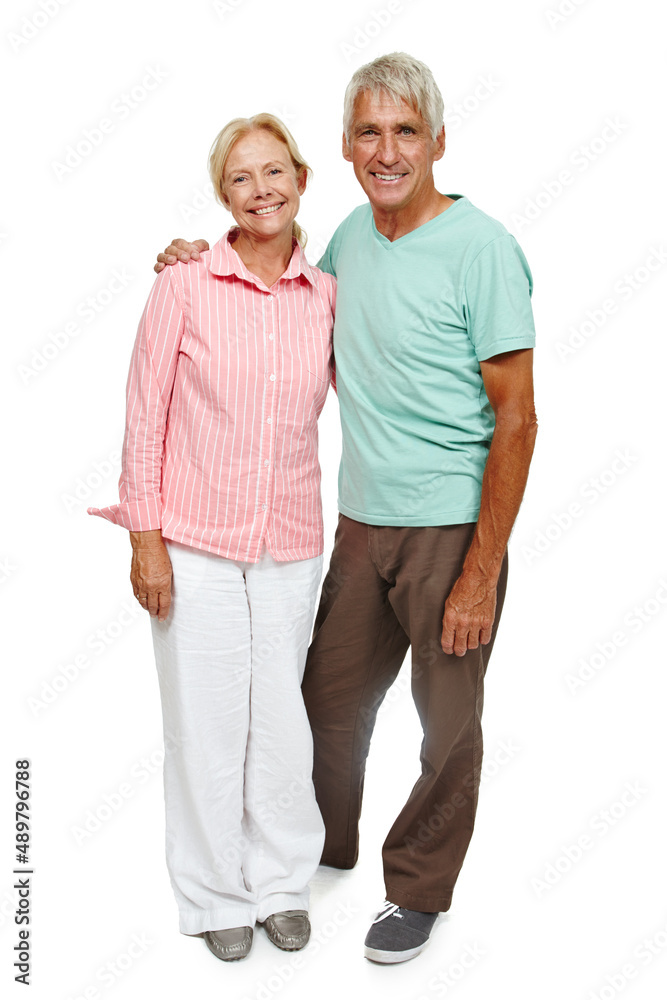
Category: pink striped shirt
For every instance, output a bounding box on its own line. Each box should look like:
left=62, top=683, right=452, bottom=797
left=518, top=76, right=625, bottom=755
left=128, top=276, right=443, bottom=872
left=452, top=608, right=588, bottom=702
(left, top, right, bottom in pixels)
left=88, top=229, right=336, bottom=562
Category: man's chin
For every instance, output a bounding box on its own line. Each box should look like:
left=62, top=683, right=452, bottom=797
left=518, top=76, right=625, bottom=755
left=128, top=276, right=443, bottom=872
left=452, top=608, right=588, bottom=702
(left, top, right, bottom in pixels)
left=367, top=191, right=409, bottom=213
left=366, top=175, right=412, bottom=202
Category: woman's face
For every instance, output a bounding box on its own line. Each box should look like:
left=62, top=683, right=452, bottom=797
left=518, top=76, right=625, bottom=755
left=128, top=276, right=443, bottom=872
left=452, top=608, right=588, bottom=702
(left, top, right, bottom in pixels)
left=223, top=130, right=306, bottom=243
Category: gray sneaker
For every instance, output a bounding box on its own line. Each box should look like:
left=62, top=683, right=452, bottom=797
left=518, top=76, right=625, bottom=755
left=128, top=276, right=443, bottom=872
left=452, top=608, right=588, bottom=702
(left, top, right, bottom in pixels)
left=364, top=902, right=439, bottom=964
left=203, top=925, right=253, bottom=961
left=261, top=910, right=311, bottom=951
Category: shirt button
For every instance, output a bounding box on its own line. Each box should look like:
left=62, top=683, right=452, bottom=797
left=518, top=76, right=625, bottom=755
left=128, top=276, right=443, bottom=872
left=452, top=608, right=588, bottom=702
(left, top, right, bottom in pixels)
left=267, top=417, right=272, bottom=424
left=261, top=504, right=267, bottom=511
left=269, top=374, right=276, bottom=381
left=264, top=460, right=269, bottom=467
left=268, top=334, right=274, bottom=341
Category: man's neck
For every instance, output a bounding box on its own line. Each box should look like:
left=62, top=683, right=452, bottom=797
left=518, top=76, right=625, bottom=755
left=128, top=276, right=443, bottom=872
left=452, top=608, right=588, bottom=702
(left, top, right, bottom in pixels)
left=372, top=191, right=456, bottom=242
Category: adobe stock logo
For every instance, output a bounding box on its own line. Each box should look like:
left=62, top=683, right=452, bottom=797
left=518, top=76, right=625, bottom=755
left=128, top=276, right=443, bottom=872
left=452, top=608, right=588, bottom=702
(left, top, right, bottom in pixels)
left=545, top=0, right=592, bottom=28
left=212, top=0, right=249, bottom=14
left=444, top=76, right=501, bottom=131
left=555, top=246, right=667, bottom=361
left=61, top=448, right=121, bottom=514
left=586, top=916, right=667, bottom=1000
left=18, top=269, right=133, bottom=384
left=521, top=448, right=638, bottom=565
left=509, top=117, right=628, bottom=231
left=565, top=578, right=667, bottom=695
left=7, top=0, right=73, bottom=53
left=51, top=67, right=169, bottom=181
left=531, top=781, right=647, bottom=898
left=339, top=1, right=417, bottom=63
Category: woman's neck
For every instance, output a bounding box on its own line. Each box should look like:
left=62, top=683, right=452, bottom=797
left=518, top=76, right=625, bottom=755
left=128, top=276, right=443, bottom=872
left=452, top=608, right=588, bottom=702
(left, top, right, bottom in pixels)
left=231, top=228, right=295, bottom=289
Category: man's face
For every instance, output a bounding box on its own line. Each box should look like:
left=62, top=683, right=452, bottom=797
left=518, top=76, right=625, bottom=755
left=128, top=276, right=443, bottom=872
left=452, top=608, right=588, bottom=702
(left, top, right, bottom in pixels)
left=343, top=89, right=445, bottom=214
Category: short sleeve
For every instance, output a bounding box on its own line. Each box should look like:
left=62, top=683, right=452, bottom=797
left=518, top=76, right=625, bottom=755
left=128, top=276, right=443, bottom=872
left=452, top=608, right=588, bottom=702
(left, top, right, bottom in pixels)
left=317, top=236, right=337, bottom=277
left=463, top=235, right=536, bottom=362
left=316, top=210, right=358, bottom=278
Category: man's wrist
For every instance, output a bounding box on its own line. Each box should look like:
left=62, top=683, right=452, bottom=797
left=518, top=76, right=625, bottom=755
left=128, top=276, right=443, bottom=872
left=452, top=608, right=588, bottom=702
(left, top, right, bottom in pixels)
left=459, top=540, right=504, bottom=587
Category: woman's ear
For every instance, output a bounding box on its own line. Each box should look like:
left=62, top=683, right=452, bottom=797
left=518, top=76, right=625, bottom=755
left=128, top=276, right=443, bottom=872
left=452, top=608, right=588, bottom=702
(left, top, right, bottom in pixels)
left=296, top=166, right=308, bottom=196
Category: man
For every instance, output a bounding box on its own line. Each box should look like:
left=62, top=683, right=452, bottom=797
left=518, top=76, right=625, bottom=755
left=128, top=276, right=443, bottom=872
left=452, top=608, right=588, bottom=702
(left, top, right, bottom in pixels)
left=154, top=52, right=537, bottom=965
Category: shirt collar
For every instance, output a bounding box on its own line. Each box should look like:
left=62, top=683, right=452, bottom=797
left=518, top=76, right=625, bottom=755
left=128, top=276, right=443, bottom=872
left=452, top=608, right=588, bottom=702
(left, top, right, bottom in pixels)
left=208, top=227, right=317, bottom=288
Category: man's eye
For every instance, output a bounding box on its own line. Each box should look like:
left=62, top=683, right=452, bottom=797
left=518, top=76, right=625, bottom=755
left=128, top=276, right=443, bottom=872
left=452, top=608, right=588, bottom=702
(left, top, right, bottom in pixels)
left=401, top=128, right=415, bottom=135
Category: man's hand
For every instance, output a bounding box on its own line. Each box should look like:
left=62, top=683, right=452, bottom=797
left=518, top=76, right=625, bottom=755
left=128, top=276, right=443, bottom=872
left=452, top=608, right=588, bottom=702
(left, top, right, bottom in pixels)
left=129, top=530, right=173, bottom=621
left=154, top=238, right=209, bottom=274
left=441, top=572, right=496, bottom=657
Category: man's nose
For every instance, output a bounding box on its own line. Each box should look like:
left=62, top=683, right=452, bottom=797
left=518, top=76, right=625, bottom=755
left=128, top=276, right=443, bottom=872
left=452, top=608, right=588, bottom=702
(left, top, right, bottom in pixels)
left=377, top=133, right=400, bottom=165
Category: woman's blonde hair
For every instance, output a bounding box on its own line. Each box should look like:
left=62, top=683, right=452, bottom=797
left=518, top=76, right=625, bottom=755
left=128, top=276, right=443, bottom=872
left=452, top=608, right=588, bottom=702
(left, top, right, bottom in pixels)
left=208, top=113, right=312, bottom=248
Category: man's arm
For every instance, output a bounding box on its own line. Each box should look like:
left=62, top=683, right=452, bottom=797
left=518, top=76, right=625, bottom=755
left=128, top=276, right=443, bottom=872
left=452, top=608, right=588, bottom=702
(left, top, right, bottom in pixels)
left=154, top=238, right=209, bottom=273
left=441, top=348, right=537, bottom=656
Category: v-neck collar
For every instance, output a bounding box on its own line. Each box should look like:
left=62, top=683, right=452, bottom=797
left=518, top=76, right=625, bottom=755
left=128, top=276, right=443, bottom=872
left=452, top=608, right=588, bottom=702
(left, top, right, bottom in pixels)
left=370, top=194, right=467, bottom=248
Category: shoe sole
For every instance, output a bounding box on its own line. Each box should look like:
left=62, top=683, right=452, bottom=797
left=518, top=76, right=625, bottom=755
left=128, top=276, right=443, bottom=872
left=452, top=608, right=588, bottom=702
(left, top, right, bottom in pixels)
left=364, top=942, right=428, bottom=964
left=268, top=940, right=309, bottom=951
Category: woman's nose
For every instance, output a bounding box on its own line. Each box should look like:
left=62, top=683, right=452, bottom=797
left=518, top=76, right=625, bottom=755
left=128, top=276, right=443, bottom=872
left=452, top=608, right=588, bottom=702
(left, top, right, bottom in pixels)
left=252, top=180, right=274, bottom=199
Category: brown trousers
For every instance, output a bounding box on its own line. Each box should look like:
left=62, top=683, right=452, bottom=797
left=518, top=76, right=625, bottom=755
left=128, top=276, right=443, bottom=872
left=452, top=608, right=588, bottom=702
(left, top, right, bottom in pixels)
left=301, top=514, right=508, bottom=913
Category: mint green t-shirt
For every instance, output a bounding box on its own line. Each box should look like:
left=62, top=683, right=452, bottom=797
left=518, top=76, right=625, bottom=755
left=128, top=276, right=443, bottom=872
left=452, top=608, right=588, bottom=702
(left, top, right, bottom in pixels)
left=318, top=195, right=536, bottom=526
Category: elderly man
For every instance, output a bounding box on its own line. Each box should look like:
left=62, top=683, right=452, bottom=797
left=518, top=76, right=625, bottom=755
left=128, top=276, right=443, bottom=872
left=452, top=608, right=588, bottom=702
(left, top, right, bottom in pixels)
left=154, top=52, right=537, bottom=965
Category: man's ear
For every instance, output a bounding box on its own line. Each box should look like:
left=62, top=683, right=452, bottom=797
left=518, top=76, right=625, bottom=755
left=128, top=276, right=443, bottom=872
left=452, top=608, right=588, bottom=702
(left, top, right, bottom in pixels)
left=342, top=130, right=353, bottom=162
left=433, top=125, right=446, bottom=162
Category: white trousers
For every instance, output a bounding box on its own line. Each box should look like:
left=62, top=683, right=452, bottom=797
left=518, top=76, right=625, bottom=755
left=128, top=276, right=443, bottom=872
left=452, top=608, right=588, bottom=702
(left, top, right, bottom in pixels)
left=150, top=539, right=325, bottom=934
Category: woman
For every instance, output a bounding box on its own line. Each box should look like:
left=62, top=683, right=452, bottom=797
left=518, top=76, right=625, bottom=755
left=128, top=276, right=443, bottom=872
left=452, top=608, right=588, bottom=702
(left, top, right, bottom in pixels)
left=88, top=114, right=336, bottom=963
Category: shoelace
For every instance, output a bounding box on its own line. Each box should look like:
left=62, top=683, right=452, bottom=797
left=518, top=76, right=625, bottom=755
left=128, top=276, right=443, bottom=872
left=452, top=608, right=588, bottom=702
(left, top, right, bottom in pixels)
left=372, top=901, right=404, bottom=925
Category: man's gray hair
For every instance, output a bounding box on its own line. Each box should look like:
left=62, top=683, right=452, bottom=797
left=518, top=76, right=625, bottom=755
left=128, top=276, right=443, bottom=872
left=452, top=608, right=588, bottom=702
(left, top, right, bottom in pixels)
left=343, top=52, right=445, bottom=142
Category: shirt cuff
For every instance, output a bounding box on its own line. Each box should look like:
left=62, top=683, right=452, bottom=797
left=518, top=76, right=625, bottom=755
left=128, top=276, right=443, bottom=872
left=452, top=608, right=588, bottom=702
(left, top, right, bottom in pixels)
left=87, top=497, right=162, bottom=532
left=475, top=334, right=536, bottom=362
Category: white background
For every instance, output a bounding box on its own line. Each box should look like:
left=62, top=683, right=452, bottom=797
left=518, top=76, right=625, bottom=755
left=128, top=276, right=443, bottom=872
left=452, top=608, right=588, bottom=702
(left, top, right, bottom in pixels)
left=3, top=0, right=666, bottom=998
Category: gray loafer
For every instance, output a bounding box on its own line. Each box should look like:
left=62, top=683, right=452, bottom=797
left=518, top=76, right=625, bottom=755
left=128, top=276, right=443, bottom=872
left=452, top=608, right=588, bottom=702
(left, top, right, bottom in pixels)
left=262, top=910, right=311, bottom=950
left=204, top=925, right=253, bottom=961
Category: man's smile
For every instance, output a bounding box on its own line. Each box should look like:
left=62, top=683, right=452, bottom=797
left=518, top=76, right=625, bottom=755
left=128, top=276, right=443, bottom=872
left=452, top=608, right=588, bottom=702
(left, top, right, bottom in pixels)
left=371, top=172, right=408, bottom=182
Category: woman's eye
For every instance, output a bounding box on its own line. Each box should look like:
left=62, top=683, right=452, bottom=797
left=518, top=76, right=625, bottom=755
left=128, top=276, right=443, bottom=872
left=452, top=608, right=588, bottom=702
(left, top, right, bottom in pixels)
left=269, top=168, right=281, bottom=175
left=233, top=176, right=246, bottom=183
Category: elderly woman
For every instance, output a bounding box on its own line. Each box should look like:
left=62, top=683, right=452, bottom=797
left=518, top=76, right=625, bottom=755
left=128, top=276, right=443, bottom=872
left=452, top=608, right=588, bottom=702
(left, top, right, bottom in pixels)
left=88, top=114, right=335, bottom=963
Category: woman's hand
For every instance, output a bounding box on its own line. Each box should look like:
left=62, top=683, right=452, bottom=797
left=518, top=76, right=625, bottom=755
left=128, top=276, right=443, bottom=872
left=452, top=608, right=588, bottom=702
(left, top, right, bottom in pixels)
left=129, top=530, right=173, bottom=621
